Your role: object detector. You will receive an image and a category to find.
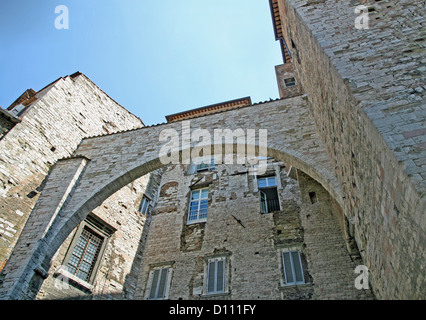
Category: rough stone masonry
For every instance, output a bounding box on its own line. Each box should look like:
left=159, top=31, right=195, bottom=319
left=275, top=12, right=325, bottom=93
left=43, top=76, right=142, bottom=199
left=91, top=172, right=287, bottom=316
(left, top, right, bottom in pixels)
left=273, top=0, right=425, bottom=299
left=0, top=0, right=424, bottom=300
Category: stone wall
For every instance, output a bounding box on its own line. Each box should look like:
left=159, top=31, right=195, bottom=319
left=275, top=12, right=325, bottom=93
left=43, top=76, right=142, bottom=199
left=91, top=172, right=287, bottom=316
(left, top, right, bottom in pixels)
left=276, top=0, right=425, bottom=299
left=0, top=110, right=19, bottom=141
left=296, top=170, right=373, bottom=299
left=0, top=73, right=143, bottom=271
left=134, top=160, right=372, bottom=299
left=36, top=170, right=162, bottom=300
left=0, top=93, right=351, bottom=300
left=275, top=62, right=302, bottom=99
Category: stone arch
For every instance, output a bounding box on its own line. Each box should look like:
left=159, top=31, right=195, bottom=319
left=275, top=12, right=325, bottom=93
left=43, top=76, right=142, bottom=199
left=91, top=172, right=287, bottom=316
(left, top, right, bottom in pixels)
left=58, top=146, right=342, bottom=247
left=0, top=97, right=345, bottom=299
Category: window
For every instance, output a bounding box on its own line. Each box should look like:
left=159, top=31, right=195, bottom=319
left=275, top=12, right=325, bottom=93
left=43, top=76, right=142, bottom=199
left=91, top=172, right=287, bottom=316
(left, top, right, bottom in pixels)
left=139, top=196, right=151, bottom=215
left=67, top=227, right=104, bottom=282
left=282, top=250, right=305, bottom=286
left=190, top=156, right=215, bottom=173
left=148, top=267, right=171, bottom=300
left=9, top=104, right=26, bottom=117
left=258, top=176, right=277, bottom=188
left=258, top=176, right=280, bottom=213
left=187, top=188, right=209, bottom=224
left=206, top=257, right=226, bottom=295
left=309, top=192, right=317, bottom=204
left=62, top=214, right=115, bottom=286
left=284, top=77, right=297, bottom=87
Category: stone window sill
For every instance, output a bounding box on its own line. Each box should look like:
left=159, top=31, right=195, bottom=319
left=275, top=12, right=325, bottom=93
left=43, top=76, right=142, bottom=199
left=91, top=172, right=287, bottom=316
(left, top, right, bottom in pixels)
left=54, top=268, right=94, bottom=293
left=201, top=291, right=231, bottom=299
left=279, top=283, right=312, bottom=290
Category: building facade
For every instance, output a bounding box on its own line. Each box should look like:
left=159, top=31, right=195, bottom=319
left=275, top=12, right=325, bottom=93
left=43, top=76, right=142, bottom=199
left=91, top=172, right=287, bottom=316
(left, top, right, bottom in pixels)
left=134, top=158, right=372, bottom=300
left=0, top=0, right=424, bottom=300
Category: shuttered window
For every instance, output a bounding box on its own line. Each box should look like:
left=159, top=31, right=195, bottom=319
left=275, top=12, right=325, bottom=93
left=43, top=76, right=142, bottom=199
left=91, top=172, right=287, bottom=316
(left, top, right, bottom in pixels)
left=282, top=250, right=305, bottom=286
left=207, top=258, right=225, bottom=294
left=149, top=267, right=170, bottom=300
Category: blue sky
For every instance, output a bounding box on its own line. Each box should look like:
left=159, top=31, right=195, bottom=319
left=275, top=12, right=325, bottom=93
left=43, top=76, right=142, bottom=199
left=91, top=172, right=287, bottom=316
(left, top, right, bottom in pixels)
left=0, top=0, right=283, bottom=125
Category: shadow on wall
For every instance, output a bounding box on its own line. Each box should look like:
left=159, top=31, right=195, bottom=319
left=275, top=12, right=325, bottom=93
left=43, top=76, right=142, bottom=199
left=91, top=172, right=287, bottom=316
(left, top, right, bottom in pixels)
left=35, top=170, right=162, bottom=301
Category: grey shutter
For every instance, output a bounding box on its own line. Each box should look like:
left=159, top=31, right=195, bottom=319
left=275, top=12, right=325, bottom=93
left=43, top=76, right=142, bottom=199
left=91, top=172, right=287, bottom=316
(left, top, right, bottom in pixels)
left=207, top=261, right=216, bottom=293
left=210, top=156, right=215, bottom=170
left=291, top=251, right=304, bottom=283
left=282, top=252, right=294, bottom=284
left=216, top=259, right=225, bottom=292
left=149, top=269, right=160, bottom=299
left=260, top=190, right=268, bottom=214
left=157, top=268, right=169, bottom=298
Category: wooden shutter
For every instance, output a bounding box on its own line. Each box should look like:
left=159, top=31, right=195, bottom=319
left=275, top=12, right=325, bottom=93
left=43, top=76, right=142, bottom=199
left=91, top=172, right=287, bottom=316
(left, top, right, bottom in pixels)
left=149, top=269, right=160, bottom=299
left=209, top=156, right=215, bottom=170
left=292, top=251, right=304, bottom=283
left=260, top=190, right=268, bottom=214
left=282, top=252, right=294, bottom=284
left=157, top=268, right=169, bottom=298
left=207, top=261, right=216, bottom=293
left=282, top=250, right=305, bottom=285
left=149, top=268, right=169, bottom=299
left=216, top=259, right=225, bottom=292
left=207, top=259, right=225, bottom=294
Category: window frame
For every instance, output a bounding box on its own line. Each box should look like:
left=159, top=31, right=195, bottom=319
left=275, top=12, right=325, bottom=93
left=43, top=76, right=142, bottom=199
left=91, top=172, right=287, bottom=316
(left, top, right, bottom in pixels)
left=187, top=187, right=209, bottom=225
left=284, top=77, right=297, bottom=87
left=139, top=196, right=151, bottom=215
left=147, top=266, right=172, bottom=300
left=204, top=256, right=229, bottom=296
left=61, top=214, right=115, bottom=288
left=282, top=249, right=305, bottom=286
left=258, top=176, right=280, bottom=213
left=66, top=226, right=105, bottom=283
left=190, top=156, right=215, bottom=173
left=206, top=258, right=225, bottom=295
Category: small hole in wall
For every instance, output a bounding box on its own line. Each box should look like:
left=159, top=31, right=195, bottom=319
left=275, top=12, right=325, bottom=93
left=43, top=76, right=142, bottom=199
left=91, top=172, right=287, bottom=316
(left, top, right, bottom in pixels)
left=309, top=192, right=317, bottom=204
left=27, top=190, right=38, bottom=198
left=394, top=205, right=400, bottom=216
left=50, top=147, right=56, bottom=152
